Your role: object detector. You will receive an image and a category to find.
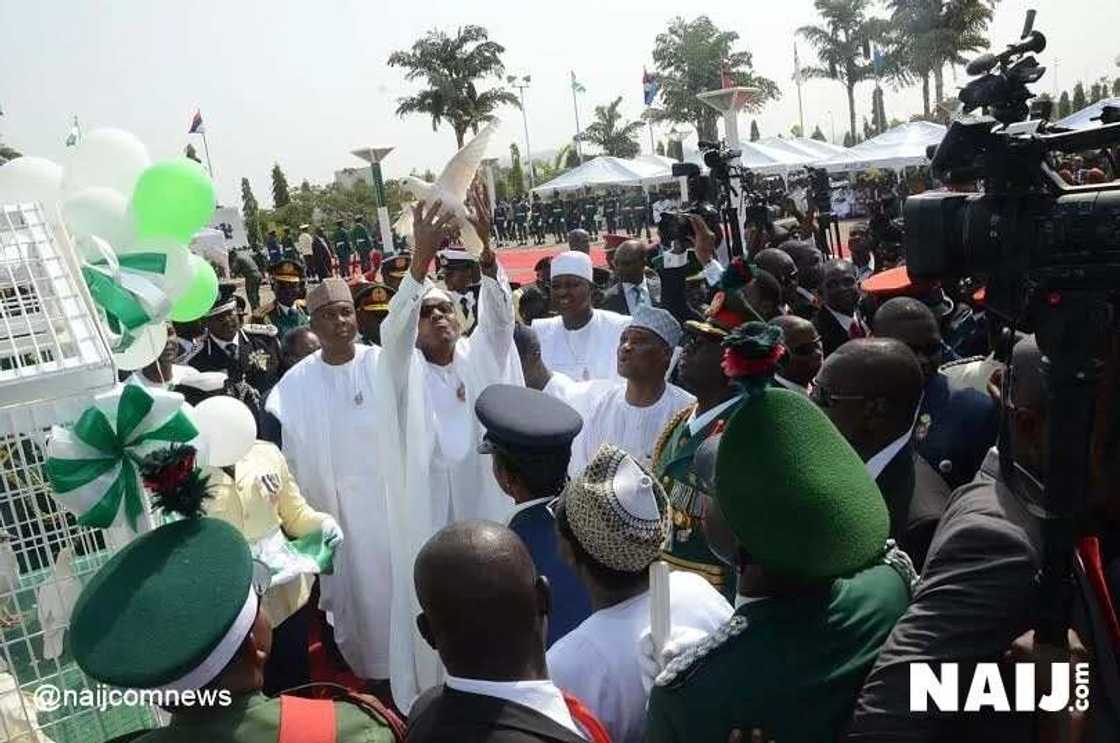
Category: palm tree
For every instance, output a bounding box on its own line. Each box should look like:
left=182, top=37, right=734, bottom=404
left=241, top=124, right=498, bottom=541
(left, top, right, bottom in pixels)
left=888, top=0, right=996, bottom=113
left=388, top=25, right=521, bottom=148
left=578, top=97, right=645, bottom=158
left=798, top=0, right=886, bottom=144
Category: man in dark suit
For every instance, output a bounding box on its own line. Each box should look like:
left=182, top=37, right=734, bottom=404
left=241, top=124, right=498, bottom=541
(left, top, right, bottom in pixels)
left=812, top=338, right=950, bottom=568
left=599, top=240, right=652, bottom=316
left=407, top=521, right=607, bottom=742
left=847, top=335, right=1120, bottom=741
left=873, top=297, right=998, bottom=488
left=813, top=258, right=862, bottom=357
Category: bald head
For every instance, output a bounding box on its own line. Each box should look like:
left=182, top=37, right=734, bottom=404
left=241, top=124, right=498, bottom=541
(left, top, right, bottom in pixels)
left=815, top=338, right=924, bottom=458
left=613, top=240, right=647, bottom=284
left=567, top=229, right=591, bottom=254
left=754, top=248, right=797, bottom=286
left=280, top=327, right=320, bottom=370
left=873, top=297, right=943, bottom=383
left=770, top=314, right=822, bottom=388
left=414, top=521, right=548, bottom=679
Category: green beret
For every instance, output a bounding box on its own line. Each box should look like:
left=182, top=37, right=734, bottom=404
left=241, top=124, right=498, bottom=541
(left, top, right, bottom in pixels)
left=715, top=389, right=888, bottom=580
left=70, top=518, right=257, bottom=690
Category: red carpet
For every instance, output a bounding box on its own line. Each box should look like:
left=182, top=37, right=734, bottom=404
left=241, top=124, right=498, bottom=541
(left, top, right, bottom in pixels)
left=496, top=245, right=609, bottom=285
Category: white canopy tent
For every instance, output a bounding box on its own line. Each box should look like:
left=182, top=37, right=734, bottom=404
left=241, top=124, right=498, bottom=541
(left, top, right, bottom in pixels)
left=530, top=155, right=667, bottom=194
left=815, top=121, right=947, bottom=173
left=759, top=136, right=847, bottom=161
left=1055, top=97, right=1120, bottom=130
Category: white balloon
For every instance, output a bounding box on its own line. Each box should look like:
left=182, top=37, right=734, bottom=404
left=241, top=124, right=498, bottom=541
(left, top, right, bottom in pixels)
left=192, top=396, right=256, bottom=467
left=61, top=186, right=134, bottom=247
left=62, top=128, right=150, bottom=197
left=112, top=322, right=168, bottom=371
left=0, top=156, right=64, bottom=209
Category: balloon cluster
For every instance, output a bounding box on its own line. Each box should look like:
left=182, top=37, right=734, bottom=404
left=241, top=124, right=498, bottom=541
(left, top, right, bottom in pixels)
left=0, top=129, right=221, bottom=370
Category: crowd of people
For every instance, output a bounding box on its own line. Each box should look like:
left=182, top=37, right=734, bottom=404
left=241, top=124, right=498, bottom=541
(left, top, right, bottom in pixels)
left=67, top=164, right=1120, bottom=743
left=491, top=187, right=680, bottom=248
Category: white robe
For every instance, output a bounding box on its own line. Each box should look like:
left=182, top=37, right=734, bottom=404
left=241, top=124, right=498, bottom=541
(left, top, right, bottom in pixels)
left=533, top=309, right=630, bottom=382
left=264, top=345, right=392, bottom=679
left=569, top=382, right=696, bottom=475
left=377, top=267, right=523, bottom=712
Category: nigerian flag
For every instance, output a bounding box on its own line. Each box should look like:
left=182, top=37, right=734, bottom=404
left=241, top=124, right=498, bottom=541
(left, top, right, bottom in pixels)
left=571, top=71, right=585, bottom=93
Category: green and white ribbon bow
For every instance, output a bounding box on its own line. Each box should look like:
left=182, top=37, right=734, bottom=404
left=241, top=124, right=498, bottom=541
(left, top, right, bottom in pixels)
left=45, top=384, right=201, bottom=532
left=79, top=240, right=174, bottom=351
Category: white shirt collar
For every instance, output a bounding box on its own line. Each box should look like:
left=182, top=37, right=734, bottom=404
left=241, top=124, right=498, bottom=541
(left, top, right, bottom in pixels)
left=506, top=496, right=554, bottom=526
left=444, top=675, right=583, bottom=738
left=864, top=430, right=913, bottom=480
left=735, top=594, right=772, bottom=609
left=826, top=306, right=854, bottom=330
left=687, top=395, right=742, bottom=436
left=774, top=375, right=807, bottom=395
left=211, top=332, right=240, bottom=353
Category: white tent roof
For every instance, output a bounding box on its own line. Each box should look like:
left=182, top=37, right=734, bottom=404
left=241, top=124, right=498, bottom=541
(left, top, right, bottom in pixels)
left=1055, top=97, right=1120, bottom=130
left=531, top=155, right=666, bottom=193
left=815, top=121, right=947, bottom=172
left=759, top=136, right=847, bottom=161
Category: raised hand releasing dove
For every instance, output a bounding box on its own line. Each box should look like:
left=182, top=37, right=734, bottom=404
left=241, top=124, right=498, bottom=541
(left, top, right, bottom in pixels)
left=399, top=120, right=498, bottom=256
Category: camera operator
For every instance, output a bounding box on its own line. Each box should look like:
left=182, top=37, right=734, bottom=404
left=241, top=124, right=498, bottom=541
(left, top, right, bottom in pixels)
left=847, top=334, right=1120, bottom=742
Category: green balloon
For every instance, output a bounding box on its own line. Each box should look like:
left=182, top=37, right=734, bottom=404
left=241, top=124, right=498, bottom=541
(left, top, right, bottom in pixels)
left=170, top=254, right=218, bottom=322
left=131, top=159, right=216, bottom=243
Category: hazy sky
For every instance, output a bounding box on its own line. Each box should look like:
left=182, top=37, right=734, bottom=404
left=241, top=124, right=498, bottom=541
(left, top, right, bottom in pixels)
left=2, top=0, right=1116, bottom=207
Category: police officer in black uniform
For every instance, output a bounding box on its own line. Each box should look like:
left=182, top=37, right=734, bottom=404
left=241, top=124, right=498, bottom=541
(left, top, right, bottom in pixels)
left=513, top=197, right=530, bottom=244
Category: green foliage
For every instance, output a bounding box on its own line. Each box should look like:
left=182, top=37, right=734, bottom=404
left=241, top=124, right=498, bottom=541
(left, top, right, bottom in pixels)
left=790, top=125, right=804, bottom=138
left=749, top=120, right=760, bottom=141
left=299, top=179, right=311, bottom=194
left=871, top=86, right=887, bottom=134
left=667, top=139, right=684, bottom=161
left=649, top=16, right=780, bottom=141
left=843, top=131, right=855, bottom=147
left=656, top=140, right=666, bottom=156
left=256, top=178, right=410, bottom=242
left=798, top=0, right=891, bottom=143
left=810, top=125, right=827, bottom=141
left=0, top=143, right=21, bottom=165
left=564, top=143, right=582, bottom=168
left=388, top=25, right=521, bottom=148
left=240, top=177, right=260, bottom=248
left=1114, top=77, right=1120, bottom=98
left=271, top=163, right=290, bottom=208
left=579, top=96, right=644, bottom=158
left=1072, top=82, right=1087, bottom=112
left=1058, top=91, right=1072, bottom=119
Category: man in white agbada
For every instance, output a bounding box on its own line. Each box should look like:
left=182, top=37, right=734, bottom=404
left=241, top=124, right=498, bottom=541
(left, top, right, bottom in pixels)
left=533, top=251, right=629, bottom=382
left=263, top=278, right=391, bottom=681
left=377, top=190, right=523, bottom=712
left=568, top=306, right=695, bottom=475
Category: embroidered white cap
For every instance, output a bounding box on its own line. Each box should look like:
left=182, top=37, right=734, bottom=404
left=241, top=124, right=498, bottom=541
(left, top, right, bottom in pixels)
left=550, top=251, right=594, bottom=283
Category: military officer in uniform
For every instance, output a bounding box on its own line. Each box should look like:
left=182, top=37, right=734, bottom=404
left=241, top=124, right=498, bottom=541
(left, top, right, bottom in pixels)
left=280, top=227, right=298, bottom=260
left=350, top=216, right=373, bottom=273
left=353, top=282, right=394, bottom=346
left=187, top=283, right=281, bottom=415
left=69, top=469, right=403, bottom=742
left=513, top=197, right=530, bottom=244
left=530, top=193, right=547, bottom=245
left=332, top=218, right=352, bottom=278
left=253, top=259, right=309, bottom=338
left=651, top=289, right=752, bottom=601
left=645, top=344, right=912, bottom=742
left=379, top=252, right=412, bottom=293
left=230, top=249, right=263, bottom=311
left=438, top=247, right=481, bottom=336
left=474, top=384, right=592, bottom=647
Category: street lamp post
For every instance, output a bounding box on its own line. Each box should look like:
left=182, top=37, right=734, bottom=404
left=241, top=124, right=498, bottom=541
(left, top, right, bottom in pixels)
left=351, top=146, right=395, bottom=253
left=507, top=75, right=535, bottom=189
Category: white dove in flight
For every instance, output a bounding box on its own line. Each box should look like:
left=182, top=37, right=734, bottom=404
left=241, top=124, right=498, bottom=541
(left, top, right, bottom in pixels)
left=399, top=120, right=498, bottom=256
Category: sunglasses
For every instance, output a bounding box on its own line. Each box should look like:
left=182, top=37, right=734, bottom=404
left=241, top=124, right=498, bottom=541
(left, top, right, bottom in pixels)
left=809, top=378, right=866, bottom=408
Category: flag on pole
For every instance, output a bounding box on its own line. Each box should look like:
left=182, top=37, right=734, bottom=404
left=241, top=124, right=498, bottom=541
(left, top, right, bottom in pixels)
left=64, top=117, right=80, bottom=147
left=642, top=68, right=660, bottom=106
left=188, top=109, right=205, bottom=134
left=793, top=43, right=803, bottom=85
left=570, top=71, right=585, bottom=94
left=720, top=62, right=735, bottom=89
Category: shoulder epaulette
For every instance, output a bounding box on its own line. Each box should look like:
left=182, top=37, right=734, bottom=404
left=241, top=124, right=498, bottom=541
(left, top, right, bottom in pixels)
left=652, top=403, right=696, bottom=470
left=243, top=323, right=278, bottom=337
left=655, top=614, right=748, bottom=688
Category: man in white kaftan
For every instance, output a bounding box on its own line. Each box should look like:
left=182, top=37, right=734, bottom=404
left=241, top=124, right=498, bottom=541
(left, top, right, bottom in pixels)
left=377, top=195, right=523, bottom=712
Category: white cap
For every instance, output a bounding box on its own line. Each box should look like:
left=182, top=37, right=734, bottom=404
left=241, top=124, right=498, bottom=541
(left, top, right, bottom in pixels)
left=423, top=286, right=452, bottom=303
left=550, top=251, right=594, bottom=283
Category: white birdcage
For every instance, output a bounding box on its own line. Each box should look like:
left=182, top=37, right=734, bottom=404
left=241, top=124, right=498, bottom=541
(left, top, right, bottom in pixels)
left=0, top=202, right=159, bottom=742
